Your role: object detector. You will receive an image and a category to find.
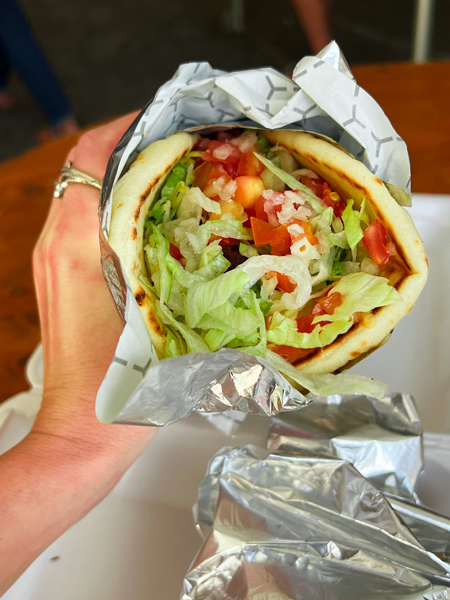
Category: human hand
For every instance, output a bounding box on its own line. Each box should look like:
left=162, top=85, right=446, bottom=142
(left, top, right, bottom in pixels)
left=32, top=113, right=157, bottom=478
left=1, top=115, right=160, bottom=594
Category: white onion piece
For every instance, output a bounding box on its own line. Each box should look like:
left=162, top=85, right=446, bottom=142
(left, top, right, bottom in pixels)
left=230, top=131, right=258, bottom=152
left=213, top=144, right=233, bottom=160
left=238, top=255, right=312, bottom=311
left=292, top=168, right=320, bottom=180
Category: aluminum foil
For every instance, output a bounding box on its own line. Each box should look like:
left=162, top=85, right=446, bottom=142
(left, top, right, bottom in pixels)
left=96, top=41, right=412, bottom=426
left=181, top=395, right=450, bottom=597
left=183, top=446, right=450, bottom=599
left=111, top=350, right=310, bottom=426
left=267, top=392, right=423, bottom=500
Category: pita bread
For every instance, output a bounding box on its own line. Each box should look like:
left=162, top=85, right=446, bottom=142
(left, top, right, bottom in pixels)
left=109, top=129, right=428, bottom=375
left=109, top=132, right=196, bottom=358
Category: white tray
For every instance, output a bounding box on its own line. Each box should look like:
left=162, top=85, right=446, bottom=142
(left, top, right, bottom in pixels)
left=1, top=193, right=450, bottom=600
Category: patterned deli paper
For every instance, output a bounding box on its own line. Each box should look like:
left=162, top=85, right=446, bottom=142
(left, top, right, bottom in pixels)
left=96, top=42, right=411, bottom=426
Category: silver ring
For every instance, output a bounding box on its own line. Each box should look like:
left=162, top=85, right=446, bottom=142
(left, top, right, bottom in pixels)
left=54, top=160, right=102, bottom=198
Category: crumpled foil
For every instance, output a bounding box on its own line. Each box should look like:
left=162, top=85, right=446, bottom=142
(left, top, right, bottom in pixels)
left=96, top=41, right=411, bottom=426
left=267, top=392, right=423, bottom=500
left=112, top=350, right=310, bottom=426
left=181, top=395, right=450, bottom=598
left=184, top=446, right=450, bottom=599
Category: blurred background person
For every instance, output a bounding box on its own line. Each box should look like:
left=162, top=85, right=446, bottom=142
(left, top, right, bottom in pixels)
left=0, top=0, right=78, bottom=139
left=290, top=0, right=333, bottom=54
left=0, top=0, right=448, bottom=161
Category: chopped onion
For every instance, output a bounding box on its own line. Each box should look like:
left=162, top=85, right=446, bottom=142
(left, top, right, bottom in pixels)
left=230, top=131, right=258, bottom=153
left=213, top=144, right=234, bottom=160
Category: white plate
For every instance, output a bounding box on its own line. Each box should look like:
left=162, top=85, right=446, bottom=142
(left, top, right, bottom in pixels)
left=2, top=193, right=450, bottom=599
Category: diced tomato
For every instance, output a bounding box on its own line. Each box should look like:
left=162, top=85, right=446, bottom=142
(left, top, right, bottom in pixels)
left=315, top=292, right=343, bottom=315
left=169, top=243, right=183, bottom=260
left=237, top=151, right=265, bottom=176
left=194, top=137, right=210, bottom=151
left=222, top=162, right=239, bottom=179
left=272, top=344, right=313, bottom=364
left=270, top=231, right=292, bottom=256
left=296, top=290, right=341, bottom=334
left=275, top=272, right=297, bottom=293
left=250, top=218, right=291, bottom=255
left=297, top=313, right=331, bottom=334
left=242, top=207, right=255, bottom=227
left=265, top=271, right=297, bottom=293
left=300, top=175, right=325, bottom=198
left=234, top=176, right=265, bottom=209
left=362, top=220, right=390, bottom=266
left=255, top=195, right=269, bottom=222
left=219, top=237, right=238, bottom=247
left=296, top=314, right=317, bottom=334
left=207, top=166, right=227, bottom=181
left=322, top=182, right=346, bottom=218
left=193, top=161, right=214, bottom=189
left=289, top=219, right=318, bottom=245
left=251, top=218, right=277, bottom=246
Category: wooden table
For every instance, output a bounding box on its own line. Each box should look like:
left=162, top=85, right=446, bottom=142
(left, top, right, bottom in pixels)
left=1, top=62, right=449, bottom=404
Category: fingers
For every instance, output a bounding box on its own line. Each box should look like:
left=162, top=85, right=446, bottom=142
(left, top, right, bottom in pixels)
left=37, top=111, right=140, bottom=252
left=69, top=112, right=140, bottom=180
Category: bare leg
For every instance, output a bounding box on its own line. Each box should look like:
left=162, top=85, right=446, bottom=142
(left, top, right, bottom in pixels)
left=290, top=0, right=334, bottom=55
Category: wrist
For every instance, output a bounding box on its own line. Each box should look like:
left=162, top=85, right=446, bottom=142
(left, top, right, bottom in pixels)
left=0, top=431, right=123, bottom=592
left=34, top=385, right=155, bottom=455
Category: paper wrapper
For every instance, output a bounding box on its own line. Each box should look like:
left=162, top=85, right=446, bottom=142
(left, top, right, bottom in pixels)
left=183, top=395, right=450, bottom=599
left=96, top=42, right=411, bottom=426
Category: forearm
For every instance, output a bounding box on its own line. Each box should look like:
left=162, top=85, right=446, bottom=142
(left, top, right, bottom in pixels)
left=0, top=425, right=154, bottom=595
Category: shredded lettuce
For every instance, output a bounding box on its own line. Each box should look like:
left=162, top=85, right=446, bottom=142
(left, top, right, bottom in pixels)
left=151, top=225, right=173, bottom=304
left=310, top=247, right=336, bottom=286
left=161, top=162, right=187, bottom=201
left=196, top=301, right=260, bottom=337
left=178, top=186, right=221, bottom=216
left=256, top=133, right=271, bottom=154
left=312, top=272, right=400, bottom=324
left=152, top=162, right=189, bottom=223
left=238, top=255, right=312, bottom=311
left=199, top=240, right=223, bottom=268
left=330, top=247, right=345, bottom=277
left=186, top=220, right=253, bottom=257
left=265, top=350, right=389, bottom=399
left=185, top=269, right=250, bottom=328
left=239, top=242, right=259, bottom=259
left=267, top=313, right=353, bottom=348
left=328, top=230, right=350, bottom=249
left=254, top=153, right=327, bottom=214
left=310, top=206, right=334, bottom=230
left=164, top=328, right=187, bottom=358
left=167, top=252, right=230, bottom=288
left=261, top=168, right=285, bottom=192
left=342, top=199, right=364, bottom=250
left=236, top=289, right=267, bottom=357
left=157, top=301, right=210, bottom=354
left=202, top=329, right=236, bottom=352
